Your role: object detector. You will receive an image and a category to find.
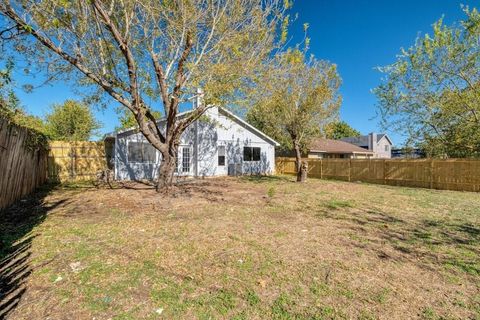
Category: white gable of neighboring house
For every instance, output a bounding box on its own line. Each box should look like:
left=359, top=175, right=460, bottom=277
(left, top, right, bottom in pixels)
left=110, top=106, right=279, bottom=181
left=375, top=134, right=393, bottom=159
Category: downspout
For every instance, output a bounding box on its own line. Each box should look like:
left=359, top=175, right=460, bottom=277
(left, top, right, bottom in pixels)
left=194, top=118, right=198, bottom=177
left=114, top=132, right=119, bottom=180
left=194, top=88, right=202, bottom=177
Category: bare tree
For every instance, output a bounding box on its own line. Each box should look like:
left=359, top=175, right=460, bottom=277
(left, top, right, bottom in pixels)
left=0, top=0, right=287, bottom=190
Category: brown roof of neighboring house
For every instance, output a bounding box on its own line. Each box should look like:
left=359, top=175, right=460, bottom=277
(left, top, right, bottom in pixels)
left=308, top=138, right=374, bottom=154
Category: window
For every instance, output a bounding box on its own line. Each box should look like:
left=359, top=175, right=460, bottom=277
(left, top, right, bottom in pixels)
left=128, top=142, right=156, bottom=163
left=252, top=147, right=260, bottom=161
left=218, top=146, right=225, bottom=166
left=385, top=145, right=390, bottom=152
left=243, top=146, right=261, bottom=162
left=182, top=147, right=190, bottom=173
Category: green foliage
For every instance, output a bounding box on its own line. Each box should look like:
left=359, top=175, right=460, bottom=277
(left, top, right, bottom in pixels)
left=0, top=59, right=48, bottom=149
left=45, top=100, right=101, bottom=141
left=115, top=107, right=162, bottom=130
left=0, top=0, right=287, bottom=120
left=247, top=49, right=341, bottom=154
left=375, top=6, right=480, bottom=158
left=1, top=0, right=291, bottom=186
left=324, top=121, right=360, bottom=139
left=267, top=186, right=276, bottom=198
left=325, top=199, right=354, bottom=210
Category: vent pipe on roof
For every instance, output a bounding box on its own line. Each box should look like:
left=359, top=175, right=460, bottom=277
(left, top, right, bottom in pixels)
left=195, top=87, right=204, bottom=109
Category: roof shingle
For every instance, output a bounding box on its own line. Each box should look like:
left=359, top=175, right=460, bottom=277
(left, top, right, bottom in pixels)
left=308, top=138, right=373, bottom=154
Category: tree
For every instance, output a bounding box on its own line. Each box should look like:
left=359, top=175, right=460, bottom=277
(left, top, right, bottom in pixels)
left=374, top=6, right=480, bottom=158
left=0, top=0, right=287, bottom=190
left=45, top=100, right=100, bottom=141
left=324, top=121, right=360, bottom=140
left=0, top=58, right=18, bottom=112
left=115, top=107, right=161, bottom=131
left=247, top=49, right=341, bottom=182
left=1, top=59, right=47, bottom=133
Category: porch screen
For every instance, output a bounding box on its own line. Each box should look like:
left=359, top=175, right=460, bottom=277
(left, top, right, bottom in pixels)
left=128, top=142, right=156, bottom=163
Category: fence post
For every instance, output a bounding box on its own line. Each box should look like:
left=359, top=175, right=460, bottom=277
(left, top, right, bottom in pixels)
left=320, top=159, right=323, bottom=179
left=430, top=158, right=434, bottom=189
left=348, top=158, right=352, bottom=182
left=383, top=159, right=387, bottom=185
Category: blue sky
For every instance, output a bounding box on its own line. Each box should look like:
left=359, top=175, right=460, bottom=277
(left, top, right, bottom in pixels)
left=12, top=0, right=476, bottom=144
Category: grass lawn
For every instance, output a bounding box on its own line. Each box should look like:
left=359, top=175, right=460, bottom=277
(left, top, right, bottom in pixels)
left=1, top=176, right=479, bottom=319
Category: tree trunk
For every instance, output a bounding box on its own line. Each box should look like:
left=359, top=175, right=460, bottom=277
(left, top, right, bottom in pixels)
left=156, top=146, right=178, bottom=192
left=293, top=141, right=307, bottom=182
left=298, top=160, right=308, bottom=182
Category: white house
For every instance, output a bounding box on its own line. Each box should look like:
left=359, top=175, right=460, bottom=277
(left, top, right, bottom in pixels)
left=340, top=133, right=393, bottom=159
left=106, top=107, right=279, bottom=181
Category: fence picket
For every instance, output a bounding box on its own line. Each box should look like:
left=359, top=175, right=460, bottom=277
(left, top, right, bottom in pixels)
left=47, top=141, right=114, bottom=182
left=0, top=119, right=48, bottom=210
left=276, top=157, right=480, bottom=192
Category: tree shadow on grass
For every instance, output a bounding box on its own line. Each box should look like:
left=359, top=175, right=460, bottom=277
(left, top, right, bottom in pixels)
left=0, top=184, right=67, bottom=319
left=323, top=207, right=480, bottom=276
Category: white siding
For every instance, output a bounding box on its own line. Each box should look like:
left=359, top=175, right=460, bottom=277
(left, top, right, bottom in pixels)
left=375, top=136, right=392, bottom=159
left=114, top=107, right=276, bottom=180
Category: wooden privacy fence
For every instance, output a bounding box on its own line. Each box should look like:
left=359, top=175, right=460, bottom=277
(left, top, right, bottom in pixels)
left=0, top=118, right=48, bottom=210
left=276, top=157, right=480, bottom=192
left=48, top=141, right=113, bottom=182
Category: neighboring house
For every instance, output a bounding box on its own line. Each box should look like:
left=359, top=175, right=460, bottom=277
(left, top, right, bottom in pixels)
left=105, top=106, right=279, bottom=181
left=340, top=133, right=393, bottom=158
left=307, top=138, right=374, bottom=159
left=391, top=148, right=425, bottom=159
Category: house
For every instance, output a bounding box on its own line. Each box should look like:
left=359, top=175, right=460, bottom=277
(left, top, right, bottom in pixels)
left=105, top=106, right=279, bottom=181
left=391, top=148, right=425, bottom=159
left=307, top=138, right=374, bottom=159
left=340, top=133, right=393, bottom=158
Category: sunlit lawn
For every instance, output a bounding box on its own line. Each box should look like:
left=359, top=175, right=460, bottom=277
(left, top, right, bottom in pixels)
left=1, top=176, right=479, bottom=319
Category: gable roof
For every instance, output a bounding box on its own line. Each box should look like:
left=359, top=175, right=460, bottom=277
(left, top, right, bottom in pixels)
left=340, top=133, right=393, bottom=146
left=308, top=138, right=374, bottom=154
left=105, top=106, right=280, bottom=146
left=340, top=136, right=369, bottom=146
left=377, top=133, right=393, bottom=145
left=218, top=108, right=279, bottom=146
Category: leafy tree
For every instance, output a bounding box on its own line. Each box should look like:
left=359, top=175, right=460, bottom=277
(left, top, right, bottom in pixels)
left=1, top=59, right=47, bottom=134
left=45, top=100, right=100, bottom=141
left=247, top=49, right=341, bottom=181
left=324, top=121, right=360, bottom=140
left=115, top=107, right=161, bottom=131
left=374, top=6, right=480, bottom=158
left=0, top=0, right=288, bottom=190
left=0, top=58, right=17, bottom=111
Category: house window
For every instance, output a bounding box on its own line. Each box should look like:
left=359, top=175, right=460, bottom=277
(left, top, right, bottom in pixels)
left=218, top=146, right=225, bottom=166
left=385, top=145, right=390, bottom=152
left=128, top=141, right=156, bottom=163
left=243, top=146, right=261, bottom=162
left=182, top=147, right=190, bottom=173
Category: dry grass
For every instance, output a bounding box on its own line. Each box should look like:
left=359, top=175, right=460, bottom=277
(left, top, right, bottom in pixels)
left=1, top=176, right=479, bottom=319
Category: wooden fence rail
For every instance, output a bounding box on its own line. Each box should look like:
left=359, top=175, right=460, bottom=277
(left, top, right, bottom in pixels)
left=0, top=118, right=48, bottom=210
left=275, top=157, right=480, bottom=192
left=47, top=141, right=114, bottom=182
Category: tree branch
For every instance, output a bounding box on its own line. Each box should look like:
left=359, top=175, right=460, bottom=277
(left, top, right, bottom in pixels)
left=1, top=3, right=132, bottom=109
